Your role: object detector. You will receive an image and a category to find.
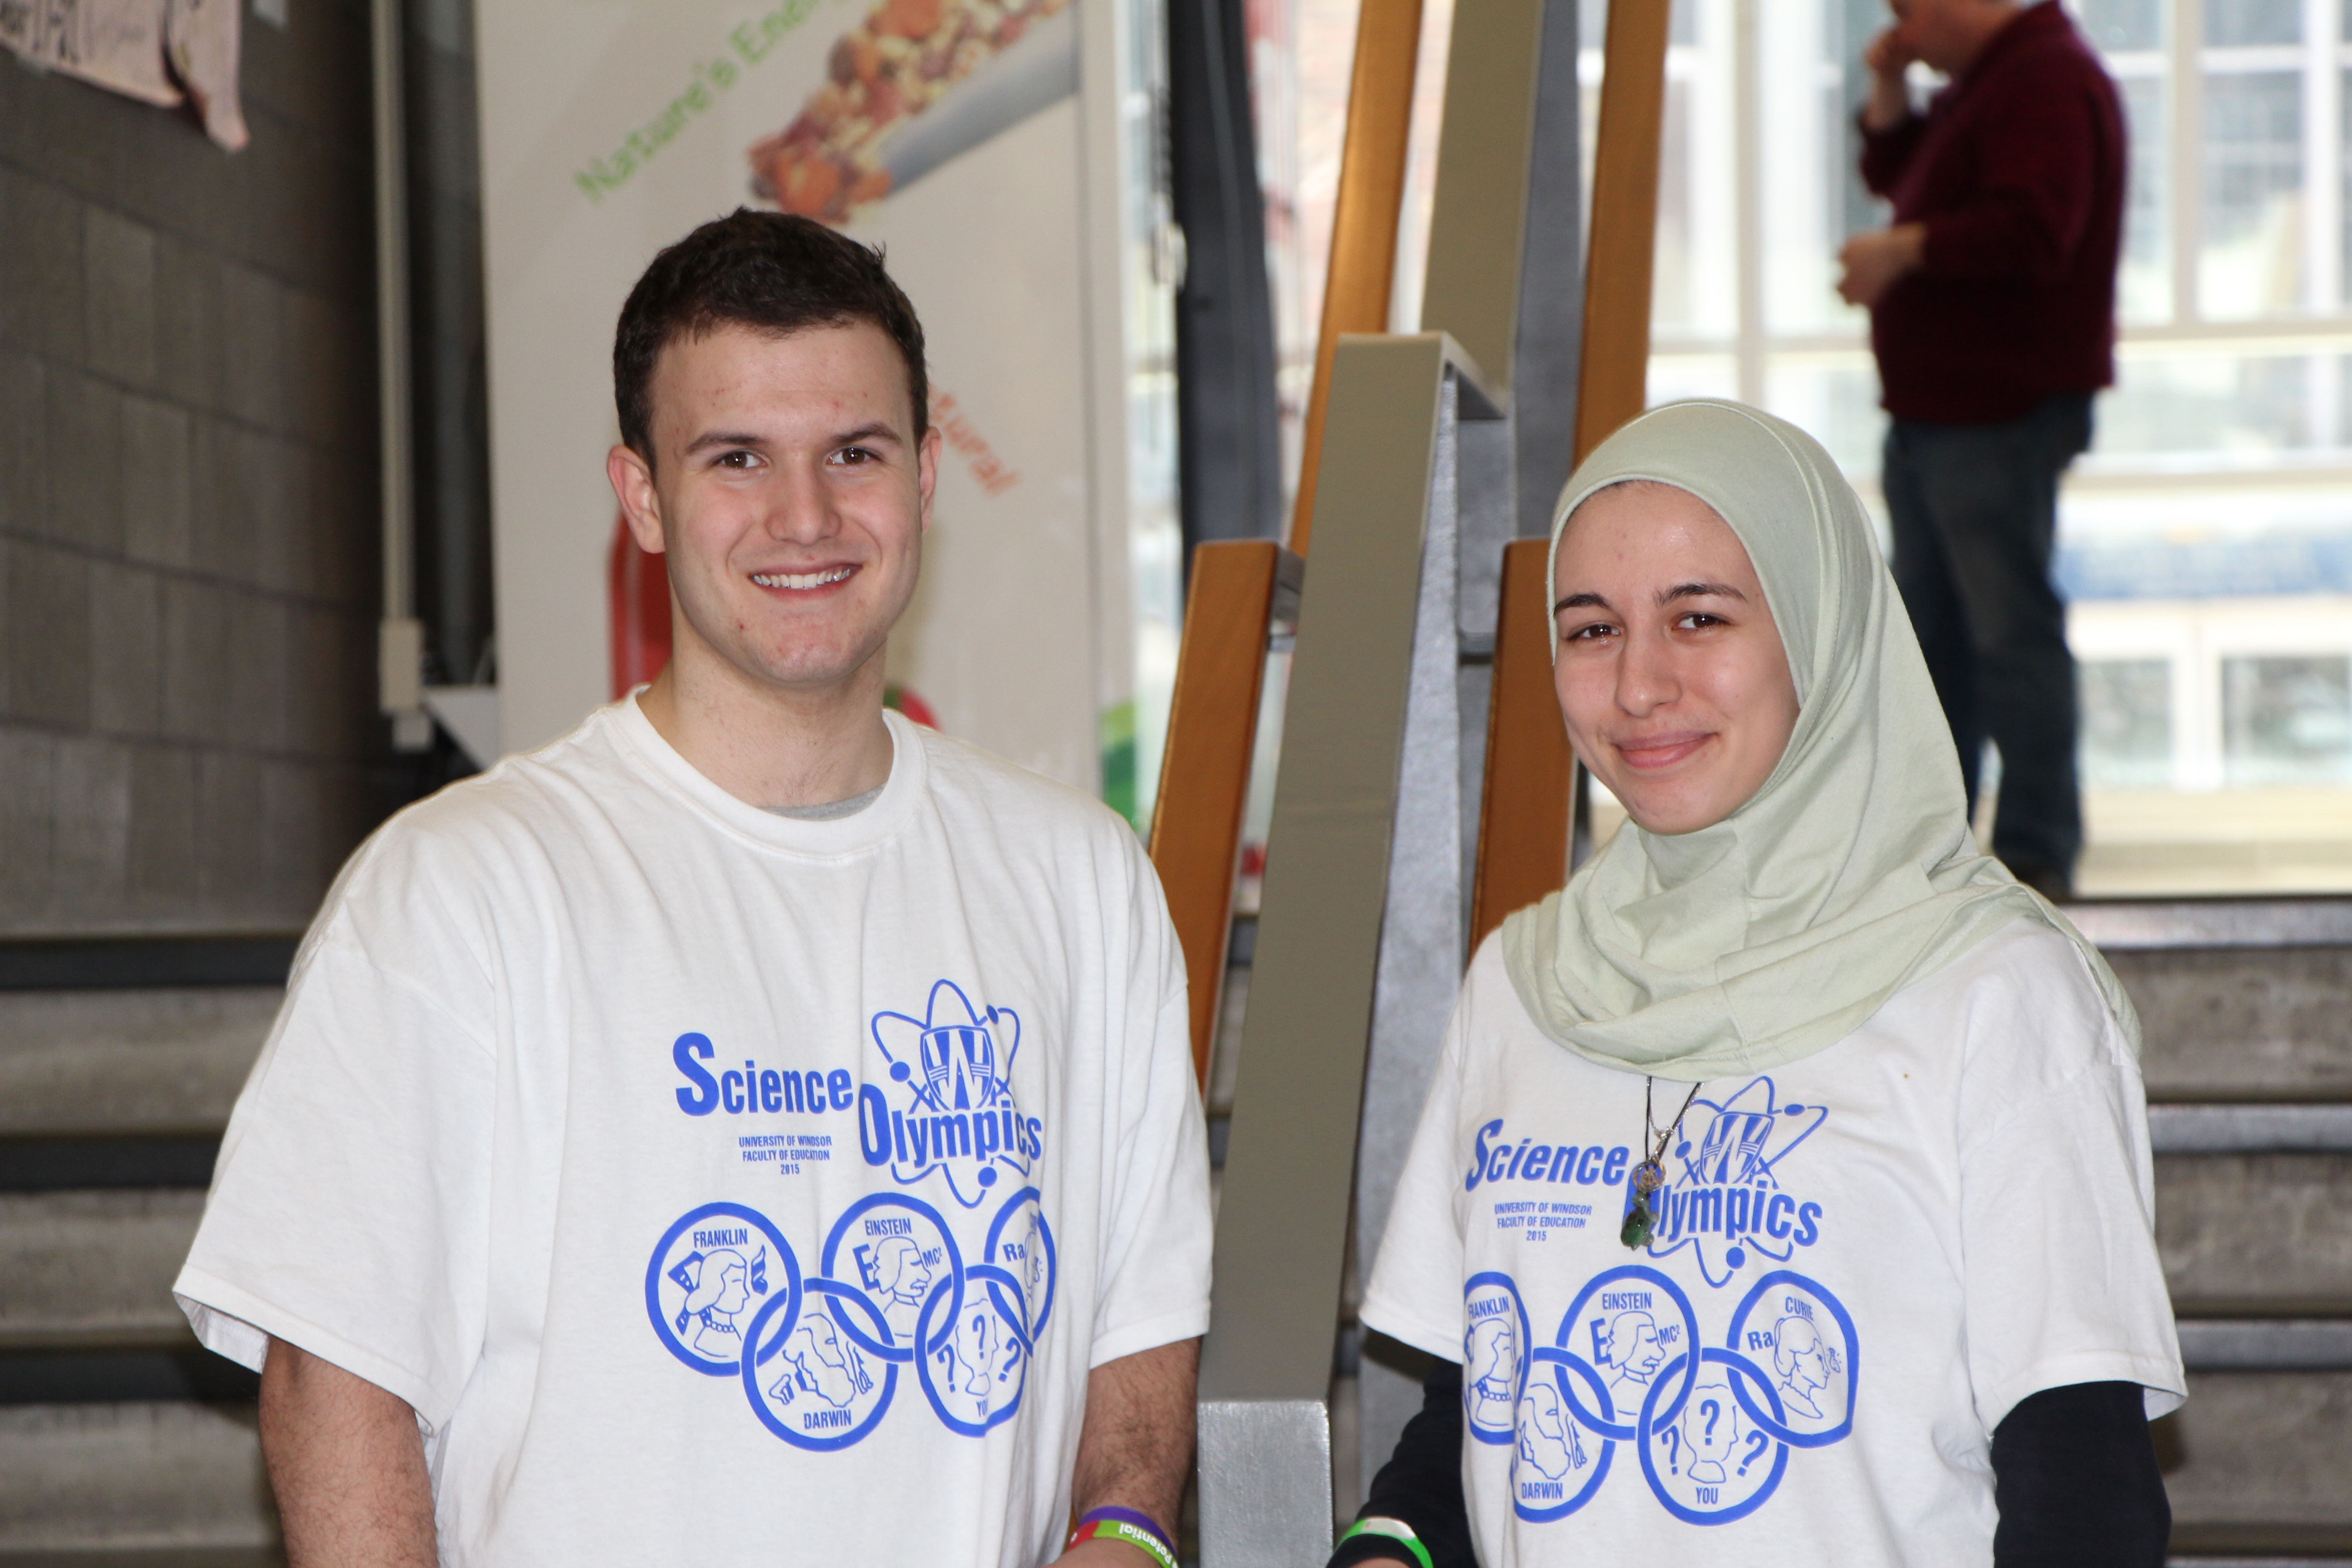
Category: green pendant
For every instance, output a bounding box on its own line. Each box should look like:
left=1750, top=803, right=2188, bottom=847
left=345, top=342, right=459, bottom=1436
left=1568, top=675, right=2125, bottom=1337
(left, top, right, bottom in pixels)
left=1621, top=1199, right=1655, bottom=1250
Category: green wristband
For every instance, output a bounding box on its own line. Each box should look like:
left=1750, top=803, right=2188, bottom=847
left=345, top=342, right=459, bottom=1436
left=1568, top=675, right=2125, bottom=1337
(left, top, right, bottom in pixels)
left=1072, top=1517, right=1181, bottom=1568
left=1341, top=1516, right=1436, bottom=1568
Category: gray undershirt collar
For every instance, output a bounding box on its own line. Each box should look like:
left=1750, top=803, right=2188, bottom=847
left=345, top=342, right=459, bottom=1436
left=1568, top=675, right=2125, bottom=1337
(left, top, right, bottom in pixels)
left=764, top=782, right=886, bottom=822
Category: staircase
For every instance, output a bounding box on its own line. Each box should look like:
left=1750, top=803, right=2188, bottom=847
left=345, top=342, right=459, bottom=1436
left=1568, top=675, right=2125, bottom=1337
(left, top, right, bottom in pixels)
left=0, top=938, right=291, bottom=1565
left=4, top=903, right=2347, bottom=1563
left=2072, top=899, right=2352, bottom=1563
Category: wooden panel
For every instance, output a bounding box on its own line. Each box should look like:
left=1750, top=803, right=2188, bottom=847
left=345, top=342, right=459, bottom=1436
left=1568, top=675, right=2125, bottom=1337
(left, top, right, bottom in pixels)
left=1470, top=538, right=1574, bottom=951
left=1287, top=0, right=1426, bottom=557
left=1148, top=541, right=1282, bottom=1090
left=1573, top=0, right=1672, bottom=463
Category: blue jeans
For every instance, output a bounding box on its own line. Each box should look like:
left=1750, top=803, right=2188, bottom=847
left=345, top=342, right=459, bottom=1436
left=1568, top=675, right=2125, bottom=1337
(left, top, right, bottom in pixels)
left=1883, top=393, right=2093, bottom=882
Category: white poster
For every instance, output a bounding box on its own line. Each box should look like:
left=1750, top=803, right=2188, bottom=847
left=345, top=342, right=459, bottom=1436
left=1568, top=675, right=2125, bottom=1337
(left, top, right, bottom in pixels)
left=475, top=0, right=1176, bottom=814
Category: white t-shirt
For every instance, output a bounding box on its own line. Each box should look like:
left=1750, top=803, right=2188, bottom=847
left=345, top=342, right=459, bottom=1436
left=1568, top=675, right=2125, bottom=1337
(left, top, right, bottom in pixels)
left=175, top=701, right=1211, bottom=1567
left=1362, top=921, right=2183, bottom=1566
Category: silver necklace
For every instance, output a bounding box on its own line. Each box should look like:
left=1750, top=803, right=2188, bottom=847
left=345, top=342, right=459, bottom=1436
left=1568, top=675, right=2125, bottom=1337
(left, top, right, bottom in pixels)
left=1622, top=1076, right=1701, bottom=1250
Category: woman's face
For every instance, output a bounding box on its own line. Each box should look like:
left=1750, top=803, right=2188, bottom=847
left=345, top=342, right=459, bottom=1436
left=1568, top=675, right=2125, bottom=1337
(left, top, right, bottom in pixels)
left=1552, top=483, right=1800, bottom=836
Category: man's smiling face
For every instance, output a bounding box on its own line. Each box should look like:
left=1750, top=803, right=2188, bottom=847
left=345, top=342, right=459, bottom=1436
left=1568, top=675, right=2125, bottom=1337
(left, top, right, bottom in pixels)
left=615, top=318, right=938, bottom=698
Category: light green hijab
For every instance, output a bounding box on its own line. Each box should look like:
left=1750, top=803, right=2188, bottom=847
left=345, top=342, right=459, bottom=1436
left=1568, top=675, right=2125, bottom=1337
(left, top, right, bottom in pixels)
left=1499, top=399, right=2138, bottom=1082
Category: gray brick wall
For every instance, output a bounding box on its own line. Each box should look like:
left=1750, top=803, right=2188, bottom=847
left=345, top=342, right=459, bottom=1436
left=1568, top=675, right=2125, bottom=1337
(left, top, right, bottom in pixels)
left=0, top=4, right=382, bottom=935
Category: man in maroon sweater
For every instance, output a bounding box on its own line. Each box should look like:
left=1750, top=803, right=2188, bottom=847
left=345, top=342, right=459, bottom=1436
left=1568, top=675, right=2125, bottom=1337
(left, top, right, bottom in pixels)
left=1838, top=0, right=2125, bottom=899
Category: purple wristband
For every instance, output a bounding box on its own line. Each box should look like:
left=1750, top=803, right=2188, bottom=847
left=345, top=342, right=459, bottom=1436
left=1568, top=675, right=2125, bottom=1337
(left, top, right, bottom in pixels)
left=1074, top=1506, right=1175, bottom=1555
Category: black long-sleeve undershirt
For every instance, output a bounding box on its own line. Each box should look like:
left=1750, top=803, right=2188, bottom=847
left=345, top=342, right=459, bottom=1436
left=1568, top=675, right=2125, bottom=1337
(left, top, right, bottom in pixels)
left=1990, top=1378, right=2171, bottom=1566
left=1327, top=1362, right=2168, bottom=1567
left=1328, top=1361, right=1479, bottom=1568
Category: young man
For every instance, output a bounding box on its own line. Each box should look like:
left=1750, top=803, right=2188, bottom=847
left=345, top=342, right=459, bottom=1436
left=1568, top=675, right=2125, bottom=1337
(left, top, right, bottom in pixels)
left=1835, top=0, right=2126, bottom=899
left=175, top=211, right=1211, bottom=1567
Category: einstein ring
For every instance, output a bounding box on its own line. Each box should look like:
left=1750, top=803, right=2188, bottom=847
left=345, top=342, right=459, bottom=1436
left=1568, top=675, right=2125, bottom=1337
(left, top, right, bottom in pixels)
left=821, top=1192, right=964, bottom=1363
left=1556, top=1264, right=1702, bottom=1441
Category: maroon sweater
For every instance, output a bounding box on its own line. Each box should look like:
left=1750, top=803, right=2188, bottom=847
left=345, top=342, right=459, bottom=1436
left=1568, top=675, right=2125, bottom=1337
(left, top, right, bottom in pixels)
left=1859, top=2, right=2126, bottom=424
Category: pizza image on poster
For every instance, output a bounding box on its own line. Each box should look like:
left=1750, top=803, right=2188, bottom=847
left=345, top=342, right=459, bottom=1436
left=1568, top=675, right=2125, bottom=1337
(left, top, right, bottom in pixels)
left=747, top=0, right=1076, bottom=224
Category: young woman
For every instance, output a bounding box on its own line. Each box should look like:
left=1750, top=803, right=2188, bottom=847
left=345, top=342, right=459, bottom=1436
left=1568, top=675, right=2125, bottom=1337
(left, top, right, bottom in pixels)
left=1332, top=401, right=2181, bottom=1568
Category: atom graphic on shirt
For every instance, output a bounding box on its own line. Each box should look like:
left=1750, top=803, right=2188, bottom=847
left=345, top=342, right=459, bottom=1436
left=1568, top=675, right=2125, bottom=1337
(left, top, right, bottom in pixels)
left=870, top=980, right=1034, bottom=1209
left=1634, top=1076, right=1829, bottom=1289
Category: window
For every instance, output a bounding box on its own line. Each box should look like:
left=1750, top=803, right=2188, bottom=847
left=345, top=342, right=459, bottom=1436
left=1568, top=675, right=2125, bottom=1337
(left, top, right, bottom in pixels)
left=1605, top=0, right=2352, bottom=892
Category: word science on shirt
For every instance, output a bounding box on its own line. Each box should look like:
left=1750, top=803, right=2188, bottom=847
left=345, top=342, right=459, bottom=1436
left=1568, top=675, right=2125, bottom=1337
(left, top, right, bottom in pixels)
left=647, top=979, right=1056, bottom=1451
left=1463, top=1077, right=1855, bottom=1528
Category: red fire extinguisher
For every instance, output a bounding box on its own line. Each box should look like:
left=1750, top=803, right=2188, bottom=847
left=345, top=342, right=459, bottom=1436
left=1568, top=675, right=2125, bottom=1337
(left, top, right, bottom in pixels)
left=608, top=516, right=671, bottom=700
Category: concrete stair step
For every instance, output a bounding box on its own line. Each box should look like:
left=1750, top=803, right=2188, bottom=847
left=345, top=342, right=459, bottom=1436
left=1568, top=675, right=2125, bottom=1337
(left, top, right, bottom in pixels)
left=2158, top=1154, right=2352, bottom=1307
left=0, top=991, right=279, bottom=1138
left=2070, top=900, right=2352, bottom=951
left=2110, top=948, right=2352, bottom=1102
left=2066, top=900, right=2352, bottom=1103
left=0, top=1193, right=202, bottom=1348
left=2168, top=1536, right=2352, bottom=1562
left=0, top=938, right=297, bottom=994
left=0, top=1403, right=277, bottom=1554
left=2177, top=1321, right=2352, bottom=1371
left=0, top=1138, right=220, bottom=1194
left=0, top=1346, right=258, bottom=1406
left=0, top=1383, right=2338, bottom=1560
left=2153, top=1107, right=2352, bottom=1152
left=0, top=1556, right=280, bottom=1567
left=2161, top=1371, right=2352, bottom=1544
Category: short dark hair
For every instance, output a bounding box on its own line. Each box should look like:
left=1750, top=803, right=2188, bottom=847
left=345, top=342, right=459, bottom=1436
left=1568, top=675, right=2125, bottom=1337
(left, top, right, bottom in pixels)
left=613, top=209, right=928, bottom=464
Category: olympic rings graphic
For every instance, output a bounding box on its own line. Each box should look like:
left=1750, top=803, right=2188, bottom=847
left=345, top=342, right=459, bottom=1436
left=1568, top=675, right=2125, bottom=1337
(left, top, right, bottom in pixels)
left=650, top=1195, right=1058, bottom=1450
left=1480, top=1265, right=1855, bottom=1528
